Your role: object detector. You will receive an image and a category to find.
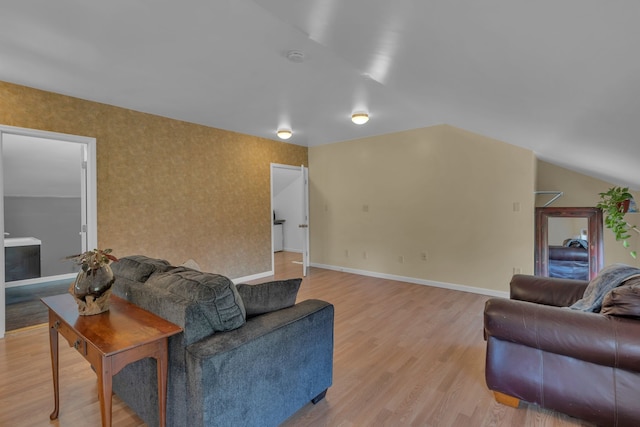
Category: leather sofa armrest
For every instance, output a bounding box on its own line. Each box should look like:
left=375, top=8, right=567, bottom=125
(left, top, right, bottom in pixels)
left=510, top=274, right=588, bottom=307
left=484, top=298, right=640, bottom=371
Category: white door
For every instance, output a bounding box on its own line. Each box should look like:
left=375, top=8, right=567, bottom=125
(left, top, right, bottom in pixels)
left=300, top=165, right=309, bottom=276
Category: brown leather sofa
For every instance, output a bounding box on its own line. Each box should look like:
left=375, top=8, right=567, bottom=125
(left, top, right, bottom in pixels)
left=484, top=274, right=640, bottom=426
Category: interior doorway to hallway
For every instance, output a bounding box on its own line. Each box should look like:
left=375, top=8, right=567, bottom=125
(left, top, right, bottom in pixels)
left=270, top=164, right=309, bottom=278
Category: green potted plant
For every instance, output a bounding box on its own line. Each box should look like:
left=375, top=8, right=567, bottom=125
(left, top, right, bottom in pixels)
left=597, top=187, right=639, bottom=258
left=66, top=248, right=118, bottom=315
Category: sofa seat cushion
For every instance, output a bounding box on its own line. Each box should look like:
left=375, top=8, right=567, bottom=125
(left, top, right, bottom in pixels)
left=236, top=278, right=302, bottom=317
left=146, top=267, right=246, bottom=332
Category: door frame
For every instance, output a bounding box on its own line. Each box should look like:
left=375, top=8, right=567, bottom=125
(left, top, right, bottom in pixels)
left=0, top=125, right=97, bottom=338
left=300, top=165, right=309, bottom=276
left=270, top=163, right=309, bottom=276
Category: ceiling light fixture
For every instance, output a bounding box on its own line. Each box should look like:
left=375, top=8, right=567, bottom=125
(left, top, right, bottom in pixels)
left=277, top=129, right=292, bottom=140
left=351, top=112, right=369, bottom=125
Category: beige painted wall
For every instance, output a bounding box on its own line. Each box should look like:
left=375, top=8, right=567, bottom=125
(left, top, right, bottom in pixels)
left=309, top=125, right=535, bottom=293
left=536, top=160, right=640, bottom=266
left=0, top=81, right=307, bottom=278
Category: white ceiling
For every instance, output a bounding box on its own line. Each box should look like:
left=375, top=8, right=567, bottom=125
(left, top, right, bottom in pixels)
left=2, top=1, right=640, bottom=187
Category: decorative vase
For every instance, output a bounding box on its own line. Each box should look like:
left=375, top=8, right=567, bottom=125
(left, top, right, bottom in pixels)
left=69, top=264, right=115, bottom=315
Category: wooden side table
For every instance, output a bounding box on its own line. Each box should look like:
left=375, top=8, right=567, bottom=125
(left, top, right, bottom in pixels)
left=42, top=293, right=182, bottom=427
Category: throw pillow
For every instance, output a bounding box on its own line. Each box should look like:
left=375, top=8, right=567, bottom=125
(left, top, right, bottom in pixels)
left=601, top=280, right=640, bottom=318
left=569, top=263, right=640, bottom=312
left=146, top=267, right=246, bottom=332
left=181, top=258, right=201, bottom=271
left=236, top=278, right=302, bottom=317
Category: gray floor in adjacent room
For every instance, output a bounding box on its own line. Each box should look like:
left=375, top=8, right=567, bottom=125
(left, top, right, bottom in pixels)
left=6, top=279, right=73, bottom=331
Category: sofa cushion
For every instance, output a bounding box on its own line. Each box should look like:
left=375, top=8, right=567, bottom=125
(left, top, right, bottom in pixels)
left=601, top=279, right=640, bottom=318
left=146, top=267, right=246, bottom=332
left=570, top=263, right=640, bottom=312
left=236, top=278, right=302, bottom=317
left=111, top=255, right=172, bottom=282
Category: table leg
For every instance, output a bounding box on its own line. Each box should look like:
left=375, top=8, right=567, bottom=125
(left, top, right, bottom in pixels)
left=156, top=338, right=169, bottom=427
left=48, top=315, right=60, bottom=420
left=97, top=357, right=113, bottom=427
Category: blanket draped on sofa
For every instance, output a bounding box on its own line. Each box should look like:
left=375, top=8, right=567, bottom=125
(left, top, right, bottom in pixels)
left=569, top=263, right=640, bottom=312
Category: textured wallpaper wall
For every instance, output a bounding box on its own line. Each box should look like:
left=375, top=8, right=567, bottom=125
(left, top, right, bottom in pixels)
left=0, top=81, right=307, bottom=278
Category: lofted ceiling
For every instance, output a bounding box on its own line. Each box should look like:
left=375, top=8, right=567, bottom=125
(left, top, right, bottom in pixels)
left=1, top=1, right=640, bottom=187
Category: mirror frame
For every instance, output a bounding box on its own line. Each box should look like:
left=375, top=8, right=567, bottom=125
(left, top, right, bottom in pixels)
left=535, top=207, right=604, bottom=280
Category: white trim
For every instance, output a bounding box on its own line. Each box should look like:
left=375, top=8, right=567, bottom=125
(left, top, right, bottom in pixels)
left=309, top=262, right=510, bottom=298
left=84, top=135, right=98, bottom=251
left=232, top=270, right=273, bottom=284
left=4, top=273, right=77, bottom=288
left=283, top=248, right=303, bottom=254
left=0, top=125, right=97, bottom=339
left=301, top=165, right=309, bottom=277
left=270, top=163, right=306, bottom=276
left=270, top=164, right=276, bottom=273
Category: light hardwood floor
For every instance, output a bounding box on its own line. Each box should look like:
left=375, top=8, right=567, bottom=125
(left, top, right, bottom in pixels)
left=0, top=252, right=593, bottom=426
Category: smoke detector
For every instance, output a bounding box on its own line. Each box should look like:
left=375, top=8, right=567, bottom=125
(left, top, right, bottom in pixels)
left=286, top=50, right=305, bottom=63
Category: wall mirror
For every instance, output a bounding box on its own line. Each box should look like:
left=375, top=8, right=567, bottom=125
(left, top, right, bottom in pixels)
left=535, top=207, right=603, bottom=280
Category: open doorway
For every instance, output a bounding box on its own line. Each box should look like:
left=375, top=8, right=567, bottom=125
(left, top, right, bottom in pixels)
left=271, top=164, right=309, bottom=278
left=0, top=125, right=97, bottom=337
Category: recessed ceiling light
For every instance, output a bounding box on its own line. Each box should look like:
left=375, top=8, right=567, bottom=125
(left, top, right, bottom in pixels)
left=277, top=129, right=292, bottom=139
left=351, top=112, right=369, bottom=125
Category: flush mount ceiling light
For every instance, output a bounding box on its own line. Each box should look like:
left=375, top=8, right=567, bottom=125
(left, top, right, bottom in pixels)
left=276, top=129, right=292, bottom=140
left=351, top=112, right=369, bottom=125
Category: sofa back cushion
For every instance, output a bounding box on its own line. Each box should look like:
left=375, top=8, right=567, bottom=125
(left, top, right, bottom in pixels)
left=112, top=256, right=246, bottom=346
left=111, top=255, right=173, bottom=282
left=146, top=267, right=246, bottom=333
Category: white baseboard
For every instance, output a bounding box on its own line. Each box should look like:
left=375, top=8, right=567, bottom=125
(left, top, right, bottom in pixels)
left=229, top=263, right=510, bottom=299
left=232, top=270, right=273, bottom=284
left=309, top=262, right=509, bottom=298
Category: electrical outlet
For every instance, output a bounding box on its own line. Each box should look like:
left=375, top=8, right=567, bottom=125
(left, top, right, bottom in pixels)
left=513, top=267, right=521, bottom=275
left=363, top=251, right=368, bottom=259
left=398, top=255, right=404, bottom=264
left=513, top=202, right=521, bottom=212
left=362, top=204, right=369, bottom=212
left=421, top=252, right=428, bottom=262
left=345, top=249, right=350, bottom=258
